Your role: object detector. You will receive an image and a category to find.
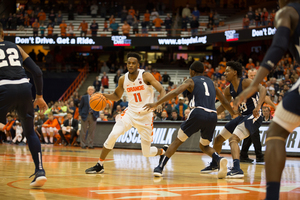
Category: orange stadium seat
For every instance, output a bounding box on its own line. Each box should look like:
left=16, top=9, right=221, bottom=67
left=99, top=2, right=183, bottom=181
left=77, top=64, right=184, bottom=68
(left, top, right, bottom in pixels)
left=4, top=33, right=8, bottom=36
left=151, top=34, right=158, bottom=37
left=142, top=33, right=148, bottom=37
left=9, top=33, right=16, bottom=36
left=100, top=34, right=107, bottom=37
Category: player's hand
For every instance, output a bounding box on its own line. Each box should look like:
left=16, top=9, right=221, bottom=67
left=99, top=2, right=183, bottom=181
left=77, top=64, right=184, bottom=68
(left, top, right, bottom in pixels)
left=143, top=103, right=158, bottom=112
left=253, top=107, right=260, bottom=118
left=34, top=96, right=48, bottom=114
left=233, top=85, right=258, bottom=110
left=156, top=105, right=163, bottom=113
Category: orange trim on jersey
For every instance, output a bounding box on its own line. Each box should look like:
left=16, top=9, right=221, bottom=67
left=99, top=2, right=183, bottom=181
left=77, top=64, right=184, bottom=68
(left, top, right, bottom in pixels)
left=120, top=108, right=128, bottom=117
left=3, top=120, right=15, bottom=131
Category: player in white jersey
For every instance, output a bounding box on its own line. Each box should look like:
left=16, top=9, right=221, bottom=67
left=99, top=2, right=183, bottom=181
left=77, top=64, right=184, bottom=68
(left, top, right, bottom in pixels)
left=85, top=52, right=166, bottom=174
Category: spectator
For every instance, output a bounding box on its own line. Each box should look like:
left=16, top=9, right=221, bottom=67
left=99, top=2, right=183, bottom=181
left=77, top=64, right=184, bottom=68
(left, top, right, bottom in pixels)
left=132, top=17, right=139, bottom=34
left=58, top=112, right=78, bottom=146
left=270, top=9, right=276, bottom=26
left=26, top=6, right=33, bottom=16
left=141, top=18, right=148, bottom=34
left=37, top=50, right=45, bottom=62
left=161, top=110, right=168, bottom=120
left=150, top=8, right=159, bottom=30
left=45, top=52, right=53, bottom=70
left=151, top=69, right=162, bottom=83
left=0, top=15, right=7, bottom=30
left=90, top=3, right=98, bottom=18
left=255, top=9, right=261, bottom=27
left=93, top=76, right=101, bottom=91
left=122, top=21, right=131, bottom=36
left=56, top=11, right=63, bottom=25
left=152, top=14, right=164, bottom=31
left=7, top=13, right=12, bottom=29
left=247, top=6, right=255, bottom=25
left=101, top=62, right=110, bottom=73
left=10, top=14, right=17, bottom=30
left=90, top=20, right=98, bottom=37
left=99, top=113, right=108, bottom=121
left=162, top=71, right=171, bottom=84
left=103, top=20, right=109, bottom=31
left=112, top=105, right=123, bottom=119
left=192, top=7, right=200, bottom=20
left=182, top=4, right=191, bottom=18
left=100, top=4, right=107, bottom=18
left=183, top=108, right=191, bottom=121
left=32, top=19, right=40, bottom=36
left=42, top=112, right=61, bottom=145
left=153, top=112, right=161, bottom=121
left=164, top=13, right=172, bottom=36
left=128, top=6, right=135, bottom=17
left=243, top=14, right=250, bottom=29
left=135, top=10, right=140, bottom=21
left=126, top=13, right=134, bottom=25
left=119, top=96, right=128, bottom=110
left=246, top=58, right=255, bottom=69
left=144, top=10, right=151, bottom=28
left=109, top=15, right=115, bottom=24
left=78, top=20, right=88, bottom=37
left=214, top=11, right=220, bottom=27
left=79, top=86, right=99, bottom=149
left=48, top=9, right=56, bottom=22
left=67, top=23, right=74, bottom=36
left=205, top=64, right=215, bottom=78
left=121, top=6, right=128, bottom=23
left=40, top=23, right=46, bottom=36
left=110, top=21, right=119, bottom=35
left=262, top=106, right=272, bottom=121
left=181, top=14, right=189, bottom=31
left=3, top=114, right=15, bottom=143
left=190, top=15, right=199, bottom=36
left=68, top=4, right=74, bottom=20
left=101, top=72, right=109, bottom=89
left=59, top=20, right=67, bottom=36
left=47, top=19, right=55, bottom=28
left=37, top=9, right=46, bottom=25
left=175, top=96, right=188, bottom=119
left=114, top=70, right=122, bottom=87
left=170, top=110, right=182, bottom=121
left=261, top=8, right=268, bottom=26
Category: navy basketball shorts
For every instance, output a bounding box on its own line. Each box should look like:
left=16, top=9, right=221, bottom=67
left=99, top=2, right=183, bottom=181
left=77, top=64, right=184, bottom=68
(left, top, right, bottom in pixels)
left=180, top=108, right=217, bottom=142
left=225, top=114, right=263, bottom=135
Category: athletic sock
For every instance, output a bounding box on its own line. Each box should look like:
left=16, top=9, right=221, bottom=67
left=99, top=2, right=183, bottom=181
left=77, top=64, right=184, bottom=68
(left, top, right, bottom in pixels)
left=49, top=137, right=53, bottom=143
left=212, top=152, right=221, bottom=164
left=159, top=155, right=169, bottom=169
left=266, top=182, right=280, bottom=200
left=27, top=129, right=44, bottom=172
left=98, top=158, right=104, bottom=166
left=233, top=159, right=240, bottom=169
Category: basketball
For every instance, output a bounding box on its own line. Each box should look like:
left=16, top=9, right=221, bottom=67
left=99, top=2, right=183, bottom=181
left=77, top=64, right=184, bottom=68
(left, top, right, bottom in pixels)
left=89, top=93, right=107, bottom=111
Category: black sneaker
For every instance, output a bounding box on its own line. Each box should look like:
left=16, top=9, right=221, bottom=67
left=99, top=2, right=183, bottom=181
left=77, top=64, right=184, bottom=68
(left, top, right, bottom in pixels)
left=85, top=163, right=104, bottom=174
left=153, top=166, right=163, bottom=177
left=200, top=162, right=218, bottom=174
left=159, top=145, right=169, bottom=164
left=256, top=157, right=264, bottom=163
left=240, top=158, right=254, bottom=163
left=30, top=170, right=47, bottom=187
left=226, top=167, right=244, bottom=178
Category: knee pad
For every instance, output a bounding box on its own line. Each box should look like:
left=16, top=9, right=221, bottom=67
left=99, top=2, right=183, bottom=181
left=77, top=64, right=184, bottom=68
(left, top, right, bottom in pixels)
left=200, top=137, right=210, bottom=146
left=177, top=128, right=188, bottom=142
left=104, top=120, right=125, bottom=149
left=219, top=128, right=232, bottom=140
left=233, top=122, right=250, bottom=141
left=265, top=136, right=286, bottom=143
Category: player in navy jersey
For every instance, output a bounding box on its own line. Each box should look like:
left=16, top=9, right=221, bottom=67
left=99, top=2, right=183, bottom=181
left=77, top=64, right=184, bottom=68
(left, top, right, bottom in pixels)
left=143, top=61, right=235, bottom=178
left=200, top=61, right=266, bottom=178
left=234, top=1, right=300, bottom=199
left=0, top=23, right=48, bottom=187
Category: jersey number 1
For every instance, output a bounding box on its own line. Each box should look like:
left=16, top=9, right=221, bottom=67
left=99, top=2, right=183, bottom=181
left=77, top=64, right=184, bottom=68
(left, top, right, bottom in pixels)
left=133, top=93, right=142, bottom=102
left=203, top=82, right=210, bottom=96
left=0, top=48, right=21, bottom=67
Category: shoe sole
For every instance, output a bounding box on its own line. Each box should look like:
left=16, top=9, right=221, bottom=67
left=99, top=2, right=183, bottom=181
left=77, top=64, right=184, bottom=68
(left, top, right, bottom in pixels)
left=226, top=174, right=244, bottom=179
left=218, top=158, right=228, bottom=179
left=85, top=169, right=104, bottom=174
left=153, top=172, right=163, bottom=177
left=30, top=176, right=47, bottom=187
left=200, top=169, right=218, bottom=174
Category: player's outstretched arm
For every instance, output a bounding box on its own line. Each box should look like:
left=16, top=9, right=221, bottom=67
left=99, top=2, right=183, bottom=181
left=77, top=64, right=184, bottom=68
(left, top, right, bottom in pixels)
left=215, top=86, right=235, bottom=116
left=143, top=78, right=192, bottom=111
left=142, top=72, right=166, bottom=112
left=102, top=76, right=124, bottom=101
left=17, top=45, right=48, bottom=113
left=264, top=95, right=277, bottom=110
left=234, top=8, right=296, bottom=107
left=216, top=86, right=234, bottom=115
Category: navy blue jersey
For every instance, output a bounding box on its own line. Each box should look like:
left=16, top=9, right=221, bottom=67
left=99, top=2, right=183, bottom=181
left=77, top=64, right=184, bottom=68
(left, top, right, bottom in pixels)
left=230, top=78, right=260, bottom=116
left=0, top=41, right=27, bottom=81
left=287, top=3, right=300, bottom=62
left=187, top=76, right=216, bottom=111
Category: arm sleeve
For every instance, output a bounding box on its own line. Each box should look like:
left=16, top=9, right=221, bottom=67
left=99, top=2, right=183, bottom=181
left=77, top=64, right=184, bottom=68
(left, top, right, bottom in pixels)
left=23, top=57, right=43, bottom=95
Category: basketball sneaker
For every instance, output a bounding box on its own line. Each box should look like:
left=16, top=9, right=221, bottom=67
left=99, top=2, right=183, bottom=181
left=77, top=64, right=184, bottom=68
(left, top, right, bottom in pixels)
left=217, top=157, right=228, bottom=179
left=30, top=170, right=47, bottom=187
left=85, top=163, right=104, bottom=174
left=153, top=166, right=163, bottom=177
left=159, top=145, right=169, bottom=164
left=226, top=167, right=244, bottom=178
left=200, top=162, right=218, bottom=174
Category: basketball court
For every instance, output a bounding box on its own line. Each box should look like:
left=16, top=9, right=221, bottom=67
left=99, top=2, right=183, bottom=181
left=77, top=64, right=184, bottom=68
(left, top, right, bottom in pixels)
left=1, top=144, right=300, bottom=200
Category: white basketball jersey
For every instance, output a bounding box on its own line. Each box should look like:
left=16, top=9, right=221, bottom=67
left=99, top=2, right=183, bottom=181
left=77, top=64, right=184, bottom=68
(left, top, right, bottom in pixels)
left=123, top=69, right=154, bottom=113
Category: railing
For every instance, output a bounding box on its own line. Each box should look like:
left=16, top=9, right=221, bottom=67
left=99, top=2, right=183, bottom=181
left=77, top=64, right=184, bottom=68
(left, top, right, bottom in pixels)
left=58, top=64, right=89, bottom=102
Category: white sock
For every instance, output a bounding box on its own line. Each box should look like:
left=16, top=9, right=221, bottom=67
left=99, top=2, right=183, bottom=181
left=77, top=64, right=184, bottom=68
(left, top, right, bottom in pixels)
left=50, top=137, right=53, bottom=143
left=22, top=137, right=27, bottom=143
left=98, top=159, right=104, bottom=166
left=44, top=137, right=48, bottom=143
